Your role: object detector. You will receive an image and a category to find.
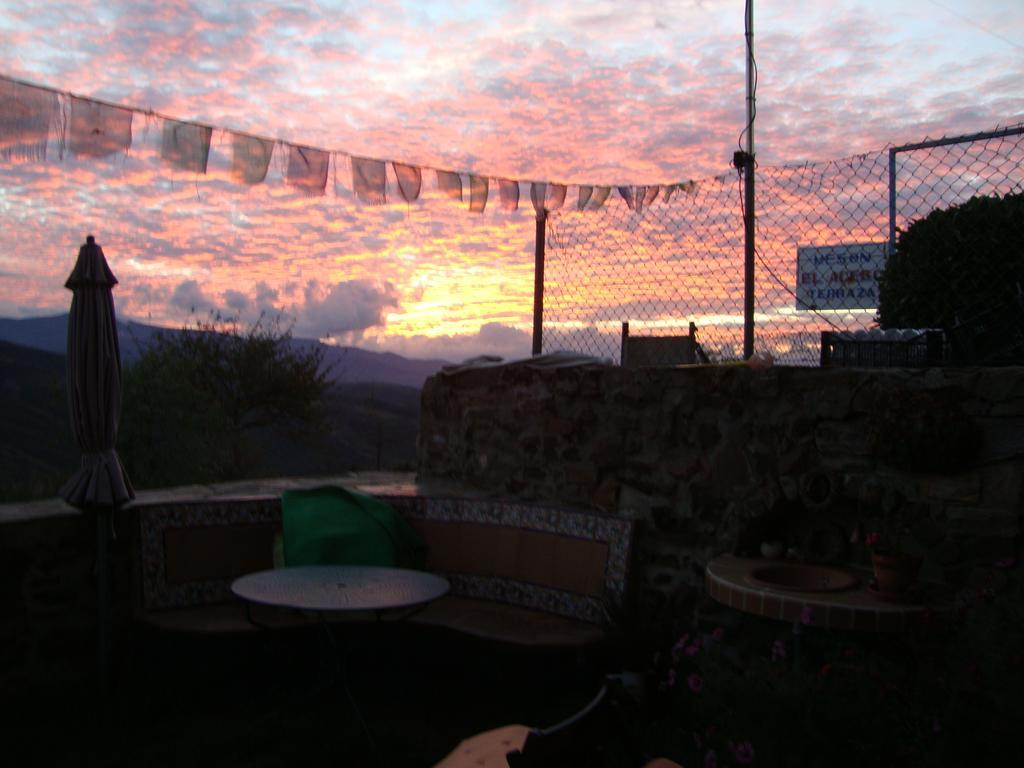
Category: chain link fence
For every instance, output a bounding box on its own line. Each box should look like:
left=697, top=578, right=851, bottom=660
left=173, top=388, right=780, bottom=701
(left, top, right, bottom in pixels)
left=543, top=124, right=1024, bottom=366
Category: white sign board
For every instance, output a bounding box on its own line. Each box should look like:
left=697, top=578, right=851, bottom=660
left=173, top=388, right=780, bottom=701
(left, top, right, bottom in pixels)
left=795, top=242, right=890, bottom=311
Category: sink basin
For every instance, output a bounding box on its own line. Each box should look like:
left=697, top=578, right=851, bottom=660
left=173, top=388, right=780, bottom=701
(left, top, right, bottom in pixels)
left=746, top=562, right=858, bottom=593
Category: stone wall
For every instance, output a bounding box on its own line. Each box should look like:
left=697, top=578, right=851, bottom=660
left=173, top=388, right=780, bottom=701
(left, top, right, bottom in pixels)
left=0, top=506, right=136, bottom=690
left=418, top=363, right=1024, bottom=630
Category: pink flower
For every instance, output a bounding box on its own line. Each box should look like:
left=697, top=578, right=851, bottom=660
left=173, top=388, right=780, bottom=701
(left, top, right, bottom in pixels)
left=866, top=531, right=880, bottom=547
left=730, top=740, right=755, bottom=764
left=684, top=643, right=700, bottom=657
left=711, top=626, right=725, bottom=642
left=668, top=668, right=676, bottom=688
left=771, top=639, right=787, bottom=662
left=704, top=748, right=718, bottom=768
left=673, top=633, right=690, bottom=657
left=687, top=673, right=704, bottom=693
left=800, top=605, right=813, bottom=625
left=994, top=557, right=1016, bottom=569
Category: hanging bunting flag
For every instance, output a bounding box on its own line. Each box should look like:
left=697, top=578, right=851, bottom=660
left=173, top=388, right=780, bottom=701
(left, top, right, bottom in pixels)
left=617, top=186, right=635, bottom=211
left=437, top=170, right=463, bottom=201
left=546, top=183, right=566, bottom=211
left=352, top=156, right=387, bottom=205
left=161, top=119, right=212, bottom=174
left=231, top=132, right=273, bottom=185
left=589, top=186, right=611, bottom=210
left=286, top=145, right=330, bottom=195
left=469, top=175, right=488, bottom=213
left=68, top=97, right=132, bottom=158
left=0, top=79, right=56, bottom=161
left=577, top=186, right=593, bottom=211
left=3, top=76, right=696, bottom=218
left=393, top=162, right=421, bottom=202
left=530, top=182, right=547, bottom=215
left=498, top=179, right=519, bottom=211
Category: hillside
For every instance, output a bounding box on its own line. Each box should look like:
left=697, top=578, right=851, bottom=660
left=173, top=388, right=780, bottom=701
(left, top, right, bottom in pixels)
left=0, top=341, right=78, bottom=501
left=0, top=340, right=422, bottom=502
left=245, top=382, right=422, bottom=477
left=0, top=314, right=450, bottom=389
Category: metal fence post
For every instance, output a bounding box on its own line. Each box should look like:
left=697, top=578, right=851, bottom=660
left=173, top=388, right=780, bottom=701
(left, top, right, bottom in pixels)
left=532, top=209, right=547, bottom=355
left=888, top=147, right=898, bottom=251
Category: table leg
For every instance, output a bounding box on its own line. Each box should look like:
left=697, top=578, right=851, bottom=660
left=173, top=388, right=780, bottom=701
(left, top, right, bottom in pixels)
left=319, top=617, right=381, bottom=764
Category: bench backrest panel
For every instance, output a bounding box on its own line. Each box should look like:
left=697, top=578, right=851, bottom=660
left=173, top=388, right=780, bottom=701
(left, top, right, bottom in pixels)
left=136, top=498, right=282, bottom=611
left=410, top=519, right=609, bottom=597
left=384, top=496, right=634, bottom=626
left=134, top=492, right=635, bottom=627
left=164, top=524, right=277, bottom=584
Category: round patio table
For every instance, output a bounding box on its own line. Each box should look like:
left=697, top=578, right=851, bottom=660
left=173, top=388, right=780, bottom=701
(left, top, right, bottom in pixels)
left=231, top=565, right=450, bottom=615
left=231, top=565, right=451, bottom=759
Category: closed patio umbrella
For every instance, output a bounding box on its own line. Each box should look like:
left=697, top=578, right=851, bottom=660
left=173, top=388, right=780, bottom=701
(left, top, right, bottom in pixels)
left=60, top=234, right=134, bottom=705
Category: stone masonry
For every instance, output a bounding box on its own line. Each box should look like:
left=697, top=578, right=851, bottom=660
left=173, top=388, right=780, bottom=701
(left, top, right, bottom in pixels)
left=417, top=363, right=1024, bottom=632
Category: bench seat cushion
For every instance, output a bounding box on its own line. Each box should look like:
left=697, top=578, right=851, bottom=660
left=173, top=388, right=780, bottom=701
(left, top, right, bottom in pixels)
left=138, top=602, right=315, bottom=633
left=409, top=595, right=606, bottom=647
left=139, top=601, right=391, bottom=634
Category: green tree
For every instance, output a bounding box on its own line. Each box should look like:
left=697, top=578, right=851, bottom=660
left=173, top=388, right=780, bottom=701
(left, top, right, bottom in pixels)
left=877, top=191, right=1024, bottom=330
left=121, top=314, right=329, bottom=488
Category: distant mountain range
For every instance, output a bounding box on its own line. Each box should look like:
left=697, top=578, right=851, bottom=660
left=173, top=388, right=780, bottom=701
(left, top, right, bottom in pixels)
left=0, top=335, right=425, bottom=502
left=0, top=314, right=450, bottom=389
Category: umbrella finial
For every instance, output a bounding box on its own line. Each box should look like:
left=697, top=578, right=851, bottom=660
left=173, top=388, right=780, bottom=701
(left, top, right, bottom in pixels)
left=86, top=234, right=95, bottom=245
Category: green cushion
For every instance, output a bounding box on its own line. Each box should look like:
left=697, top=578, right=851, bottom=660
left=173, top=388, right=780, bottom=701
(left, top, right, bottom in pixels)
left=281, top=485, right=426, bottom=569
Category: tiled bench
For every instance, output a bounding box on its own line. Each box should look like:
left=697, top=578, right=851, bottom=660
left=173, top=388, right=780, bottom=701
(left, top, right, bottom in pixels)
left=131, top=490, right=637, bottom=647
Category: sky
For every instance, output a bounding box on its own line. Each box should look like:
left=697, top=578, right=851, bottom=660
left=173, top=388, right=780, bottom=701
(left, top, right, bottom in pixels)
left=1, top=0, right=1022, bottom=362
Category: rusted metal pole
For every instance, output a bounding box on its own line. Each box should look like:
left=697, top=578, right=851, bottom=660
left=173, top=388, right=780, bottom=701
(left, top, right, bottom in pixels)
left=742, top=0, right=756, bottom=360
left=532, top=210, right=547, bottom=355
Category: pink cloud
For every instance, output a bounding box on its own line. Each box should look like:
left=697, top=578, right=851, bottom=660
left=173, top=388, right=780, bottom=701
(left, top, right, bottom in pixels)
left=1, top=0, right=1022, bottom=363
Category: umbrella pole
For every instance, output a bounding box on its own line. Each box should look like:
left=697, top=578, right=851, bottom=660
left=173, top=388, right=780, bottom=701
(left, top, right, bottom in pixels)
left=96, top=506, right=112, bottom=719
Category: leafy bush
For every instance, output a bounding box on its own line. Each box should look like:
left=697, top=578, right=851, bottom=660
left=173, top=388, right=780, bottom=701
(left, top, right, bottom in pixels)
left=120, top=313, right=329, bottom=488
left=878, top=192, right=1024, bottom=330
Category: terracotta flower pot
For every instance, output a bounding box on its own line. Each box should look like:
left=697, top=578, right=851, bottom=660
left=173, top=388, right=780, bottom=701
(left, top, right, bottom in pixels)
left=871, top=552, right=922, bottom=596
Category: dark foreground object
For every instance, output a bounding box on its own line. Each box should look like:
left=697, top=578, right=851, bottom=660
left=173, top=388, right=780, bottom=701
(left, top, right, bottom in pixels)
left=6, top=621, right=628, bottom=767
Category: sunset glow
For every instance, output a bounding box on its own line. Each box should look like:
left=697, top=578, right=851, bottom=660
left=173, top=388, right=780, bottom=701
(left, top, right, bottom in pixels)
left=1, top=0, right=1022, bottom=361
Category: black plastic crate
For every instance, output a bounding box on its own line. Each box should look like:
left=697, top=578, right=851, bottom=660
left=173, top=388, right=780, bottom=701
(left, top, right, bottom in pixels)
left=820, top=329, right=946, bottom=368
